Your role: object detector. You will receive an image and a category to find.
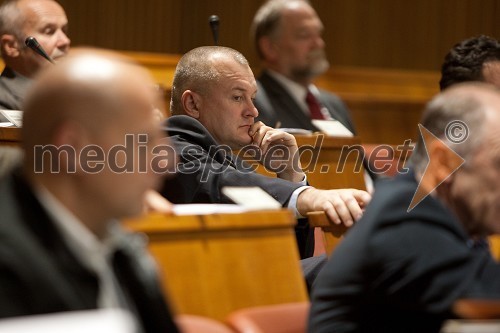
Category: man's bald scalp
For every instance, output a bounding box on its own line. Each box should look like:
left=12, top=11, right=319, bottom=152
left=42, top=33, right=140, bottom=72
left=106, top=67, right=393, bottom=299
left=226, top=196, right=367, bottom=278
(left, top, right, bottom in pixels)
left=23, top=50, right=154, bottom=139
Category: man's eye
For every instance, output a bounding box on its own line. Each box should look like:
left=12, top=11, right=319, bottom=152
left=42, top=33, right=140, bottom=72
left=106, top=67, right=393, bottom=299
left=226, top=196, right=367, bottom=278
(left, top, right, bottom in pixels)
left=297, top=32, right=311, bottom=39
left=233, top=96, right=243, bottom=101
left=43, top=28, right=55, bottom=35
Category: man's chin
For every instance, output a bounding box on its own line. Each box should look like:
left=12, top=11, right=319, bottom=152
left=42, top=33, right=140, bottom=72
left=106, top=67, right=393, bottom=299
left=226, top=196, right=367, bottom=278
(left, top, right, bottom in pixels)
left=292, top=61, right=329, bottom=80
left=231, top=137, right=253, bottom=150
left=310, top=59, right=329, bottom=76
left=51, top=53, right=68, bottom=62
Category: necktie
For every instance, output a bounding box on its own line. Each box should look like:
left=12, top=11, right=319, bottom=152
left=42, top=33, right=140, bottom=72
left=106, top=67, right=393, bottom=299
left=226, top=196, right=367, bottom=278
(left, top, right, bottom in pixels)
left=306, top=90, right=325, bottom=120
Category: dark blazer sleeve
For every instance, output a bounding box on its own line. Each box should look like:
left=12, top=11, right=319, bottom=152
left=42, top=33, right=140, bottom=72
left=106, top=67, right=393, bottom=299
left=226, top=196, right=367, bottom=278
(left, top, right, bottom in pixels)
left=161, top=115, right=303, bottom=206
left=255, top=71, right=317, bottom=131
left=161, top=115, right=315, bottom=258
left=0, top=68, right=27, bottom=111
left=112, top=239, right=180, bottom=333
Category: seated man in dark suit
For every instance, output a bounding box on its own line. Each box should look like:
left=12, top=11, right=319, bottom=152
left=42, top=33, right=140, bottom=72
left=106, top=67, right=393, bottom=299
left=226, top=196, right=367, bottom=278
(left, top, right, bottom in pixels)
left=251, top=0, right=354, bottom=133
left=161, top=46, right=371, bottom=261
left=0, top=0, right=70, bottom=110
left=440, top=35, right=500, bottom=90
left=309, top=83, right=500, bottom=333
left=0, top=49, right=179, bottom=333
left=251, top=0, right=377, bottom=187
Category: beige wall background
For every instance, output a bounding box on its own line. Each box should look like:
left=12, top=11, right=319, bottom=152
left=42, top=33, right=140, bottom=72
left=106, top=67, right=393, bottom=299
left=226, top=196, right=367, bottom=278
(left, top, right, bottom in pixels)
left=11, top=0, right=497, bottom=72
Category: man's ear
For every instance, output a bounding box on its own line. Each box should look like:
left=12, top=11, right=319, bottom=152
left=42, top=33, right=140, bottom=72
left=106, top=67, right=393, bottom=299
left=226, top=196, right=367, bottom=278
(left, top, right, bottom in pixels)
left=181, top=90, right=202, bottom=119
left=0, top=34, right=21, bottom=57
left=259, top=36, right=279, bottom=62
left=51, top=121, right=88, bottom=174
left=428, top=139, right=463, bottom=183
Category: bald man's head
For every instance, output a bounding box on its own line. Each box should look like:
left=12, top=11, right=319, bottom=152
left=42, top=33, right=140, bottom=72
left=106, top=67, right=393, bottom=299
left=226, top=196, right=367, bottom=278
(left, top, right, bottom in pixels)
left=410, top=82, right=500, bottom=236
left=23, top=49, right=163, bottom=151
left=21, top=49, right=169, bottom=231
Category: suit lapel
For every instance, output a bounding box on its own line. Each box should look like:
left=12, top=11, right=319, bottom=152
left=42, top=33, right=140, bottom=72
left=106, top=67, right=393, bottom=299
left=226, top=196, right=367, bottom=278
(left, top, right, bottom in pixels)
left=9, top=171, right=99, bottom=309
left=258, top=71, right=317, bottom=131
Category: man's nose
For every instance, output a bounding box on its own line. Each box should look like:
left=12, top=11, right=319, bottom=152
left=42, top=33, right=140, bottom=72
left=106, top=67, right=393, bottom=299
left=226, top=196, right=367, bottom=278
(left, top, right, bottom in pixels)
left=246, top=99, right=259, bottom=118
left=56, top=30, right=71, bottom=48
left=314, top=35, right=325, bottom=49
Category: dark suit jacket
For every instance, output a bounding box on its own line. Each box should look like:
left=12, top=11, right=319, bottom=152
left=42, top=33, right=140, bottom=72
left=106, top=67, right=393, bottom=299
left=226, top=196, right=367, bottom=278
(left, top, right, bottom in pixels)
left=255, top=70, right=355, bottom=132
left=161, top=115, right=314, bottom=258
left=0, top=169, right=179, bottom=333
left=309, top=171, right=500, bottom=333
left=0, top=67, right=31, bottom=111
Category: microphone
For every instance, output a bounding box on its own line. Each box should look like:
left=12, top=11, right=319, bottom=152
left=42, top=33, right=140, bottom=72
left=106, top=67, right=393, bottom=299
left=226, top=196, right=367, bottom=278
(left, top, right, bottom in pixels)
left=25, top=36, right=55, bottom=64
left=208, top=15, right=219, bottom=46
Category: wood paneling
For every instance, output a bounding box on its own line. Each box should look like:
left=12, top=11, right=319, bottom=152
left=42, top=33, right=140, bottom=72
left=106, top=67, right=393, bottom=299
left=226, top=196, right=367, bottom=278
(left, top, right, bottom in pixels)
left=56, top=0, right=183, bottom=53
left=0, top=53, right=439, bottom=145
left=315, top=66, right=440, bottom=144
left=4, top=0, right=495, bottom=71
left=1, top=0, right=497, bottom=144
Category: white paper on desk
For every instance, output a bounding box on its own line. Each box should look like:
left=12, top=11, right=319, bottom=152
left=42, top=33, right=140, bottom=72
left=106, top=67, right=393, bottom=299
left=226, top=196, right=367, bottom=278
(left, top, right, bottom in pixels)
left=441, top=320, right=500, bottom=333
left=311, top=119, right=353, bottom=137
left=173, top=203, right=247, bottom=215
left=0, top=309, right=136, bottom=333
left=222, top=186, right=282, bottom=211
left=277, top=128, right=313, bottom=135
left=0, top=110, right=23, bottom=127
left=0, top=122, right=13, bottom=127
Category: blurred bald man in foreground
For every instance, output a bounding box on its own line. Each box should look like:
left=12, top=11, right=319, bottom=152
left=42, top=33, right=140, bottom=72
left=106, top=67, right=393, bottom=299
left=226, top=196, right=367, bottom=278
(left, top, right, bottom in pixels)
left=0, top=49, right=179, bottom=332
left=309, top=83, right=500, bottom=333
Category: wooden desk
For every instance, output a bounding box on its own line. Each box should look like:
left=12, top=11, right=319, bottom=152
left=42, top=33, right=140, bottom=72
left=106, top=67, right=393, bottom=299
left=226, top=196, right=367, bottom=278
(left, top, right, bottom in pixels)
left=489, top=236, right=500, bottom=262
left=0, top=127, right=21, bottom=146
left=298, top=135, right=366, bottom=190
left=239, top=134, right=367, bottom=191
left=124, top=210, right=308, bottom=321
left=443, top=299, right=500, bottom=332
left=453, top=299, right=500, bottom=320
left=308, top=211, right=348, bottom=255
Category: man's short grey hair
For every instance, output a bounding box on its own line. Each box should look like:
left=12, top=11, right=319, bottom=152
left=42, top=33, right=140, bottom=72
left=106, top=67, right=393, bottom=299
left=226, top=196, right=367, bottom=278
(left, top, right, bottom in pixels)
left=251, top=0, right=311, bottom=60
left=411, top=83, right=492, bottom=174
left=170, top=46, right=249, bottom=115
left=0, top=0, right=25, bottom=42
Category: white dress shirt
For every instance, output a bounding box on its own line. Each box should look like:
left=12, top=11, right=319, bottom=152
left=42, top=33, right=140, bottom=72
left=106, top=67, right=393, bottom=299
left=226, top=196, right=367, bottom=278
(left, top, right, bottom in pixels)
left=33, top=184, right=130, bottom=309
